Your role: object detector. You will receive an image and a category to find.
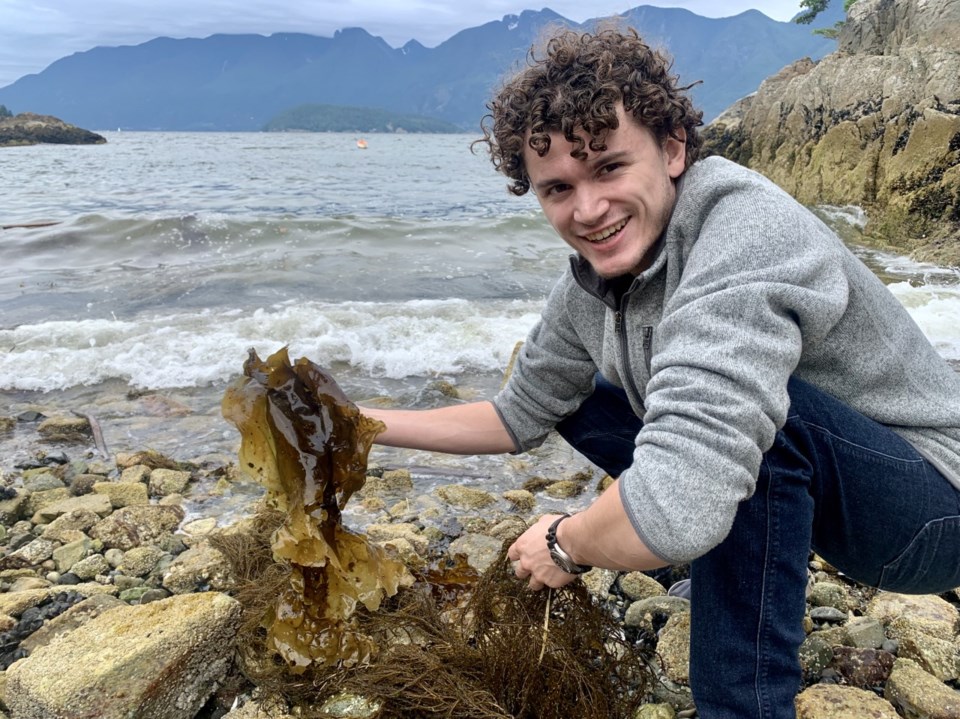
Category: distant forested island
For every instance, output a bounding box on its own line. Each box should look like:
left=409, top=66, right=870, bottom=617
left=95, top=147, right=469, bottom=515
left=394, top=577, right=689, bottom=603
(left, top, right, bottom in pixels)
left=263, top=104, right=462, bottom=133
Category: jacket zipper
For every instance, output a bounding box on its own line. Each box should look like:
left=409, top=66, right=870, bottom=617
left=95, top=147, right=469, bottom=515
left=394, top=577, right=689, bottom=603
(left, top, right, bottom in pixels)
left=614, top=301, right=647, bottom=408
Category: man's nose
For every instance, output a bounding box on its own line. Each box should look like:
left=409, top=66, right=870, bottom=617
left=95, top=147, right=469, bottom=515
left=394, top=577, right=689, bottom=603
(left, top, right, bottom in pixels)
left=572, top=186, right=609, bottom=226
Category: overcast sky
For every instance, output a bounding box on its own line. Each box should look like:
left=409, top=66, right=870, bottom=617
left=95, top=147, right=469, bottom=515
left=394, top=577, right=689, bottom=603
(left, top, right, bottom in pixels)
left=0, top=1, right=809, bottom=89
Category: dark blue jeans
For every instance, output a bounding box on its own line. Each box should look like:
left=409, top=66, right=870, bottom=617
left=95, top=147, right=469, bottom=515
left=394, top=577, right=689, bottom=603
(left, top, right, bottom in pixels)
left=556, top=375, right=960, bottom=719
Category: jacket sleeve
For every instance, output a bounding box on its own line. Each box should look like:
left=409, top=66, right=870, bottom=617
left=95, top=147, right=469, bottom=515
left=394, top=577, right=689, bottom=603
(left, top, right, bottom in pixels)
left=620, top=184, right=850, bottom=565
left=493, top=272, right=600, bottom=451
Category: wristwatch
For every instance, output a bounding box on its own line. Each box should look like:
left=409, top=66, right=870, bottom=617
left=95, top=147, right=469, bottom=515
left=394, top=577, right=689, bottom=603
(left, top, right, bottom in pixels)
left=545, top=514, right=592, bottom=574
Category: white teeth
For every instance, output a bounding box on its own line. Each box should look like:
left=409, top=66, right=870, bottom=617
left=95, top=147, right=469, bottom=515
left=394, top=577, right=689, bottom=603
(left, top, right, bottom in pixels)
left=585, top=218, right=627, bottom=243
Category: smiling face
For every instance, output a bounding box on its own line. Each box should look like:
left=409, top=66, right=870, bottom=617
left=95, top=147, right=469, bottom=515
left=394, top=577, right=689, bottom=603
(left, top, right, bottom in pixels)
left=524, top=106, right=687, bottom=278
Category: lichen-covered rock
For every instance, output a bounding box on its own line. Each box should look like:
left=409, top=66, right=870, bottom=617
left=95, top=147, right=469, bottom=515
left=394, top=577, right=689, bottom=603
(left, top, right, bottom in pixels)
left=36, top=415, right=92, bottom=442
left=885, top=657, right=960, bottom=718
left=93, top=480, right=150, bottom=508
left=795, top=683, right=900, bottom=718
left=89, top=504, right=185, bottom=550
left=619, top=571, right=668, bottom=601
left=160, top=542, right=231, bottom=594
left=434, top=484, right=496, bottom=509
left=4, top=592, right=241, bottom=719
left=148, top=468, right=191, bottom=497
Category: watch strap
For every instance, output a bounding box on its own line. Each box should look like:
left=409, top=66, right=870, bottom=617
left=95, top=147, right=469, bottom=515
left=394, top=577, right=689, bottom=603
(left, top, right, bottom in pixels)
left=545, top=513, right=592, bottom=574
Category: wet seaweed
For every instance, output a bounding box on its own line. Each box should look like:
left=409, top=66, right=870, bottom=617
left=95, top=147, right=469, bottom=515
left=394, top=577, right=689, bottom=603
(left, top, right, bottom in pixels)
left=216, top=348, right=651, bottom=717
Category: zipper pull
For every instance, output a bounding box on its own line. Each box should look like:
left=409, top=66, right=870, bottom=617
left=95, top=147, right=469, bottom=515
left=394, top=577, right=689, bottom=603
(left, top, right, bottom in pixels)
left=643, top=325, right=653, bottom=350
left=615, top=311, right=623, bottom=334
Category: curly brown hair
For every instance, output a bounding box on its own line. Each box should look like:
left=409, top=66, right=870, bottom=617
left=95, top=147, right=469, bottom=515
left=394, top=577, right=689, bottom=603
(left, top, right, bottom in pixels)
left=476, top=27, right=704, bottom=196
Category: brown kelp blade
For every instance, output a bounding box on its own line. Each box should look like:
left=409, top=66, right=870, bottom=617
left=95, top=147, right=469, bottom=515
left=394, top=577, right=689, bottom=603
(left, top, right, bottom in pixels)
left=222, top=347, right=412, bottom=670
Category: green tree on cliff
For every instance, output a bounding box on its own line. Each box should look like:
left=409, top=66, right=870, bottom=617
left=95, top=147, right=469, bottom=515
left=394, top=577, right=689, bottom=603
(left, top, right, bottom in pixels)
left=0, top=104, right=12, bottom=118
left=795, top=0, right=859, bottom=38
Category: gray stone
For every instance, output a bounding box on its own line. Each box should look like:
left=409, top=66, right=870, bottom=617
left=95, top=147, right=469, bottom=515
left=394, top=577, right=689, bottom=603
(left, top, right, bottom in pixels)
left=623, top=595, right=690, bottom=630
left=21, top=473, right=65, bottom=493
left=161, top=542, right=232, bottom=595
left=845, top=616, right=887, bottom=650
left=434, top=484, right=496, bottom=510
left=31, top=493, right=113, bottom=524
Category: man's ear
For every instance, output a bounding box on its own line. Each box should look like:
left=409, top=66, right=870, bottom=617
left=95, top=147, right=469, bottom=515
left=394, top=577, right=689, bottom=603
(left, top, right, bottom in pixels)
left=664, top=128, right=687, bottom=179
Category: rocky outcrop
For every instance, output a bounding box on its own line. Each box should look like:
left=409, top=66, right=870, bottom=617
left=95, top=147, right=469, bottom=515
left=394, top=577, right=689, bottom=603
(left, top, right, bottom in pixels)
left=0, top=112, right=106, bottom=148
left=702, top=0, right=960, bottom=265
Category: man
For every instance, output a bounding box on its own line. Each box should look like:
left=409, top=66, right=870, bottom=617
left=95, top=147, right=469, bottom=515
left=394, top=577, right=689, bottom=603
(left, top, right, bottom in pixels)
left=362, top=28, right=960, bottom=718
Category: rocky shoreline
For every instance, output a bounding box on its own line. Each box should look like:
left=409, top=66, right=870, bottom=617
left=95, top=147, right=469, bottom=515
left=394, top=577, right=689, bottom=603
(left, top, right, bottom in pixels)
left=0, top=410, right=958, bottom=719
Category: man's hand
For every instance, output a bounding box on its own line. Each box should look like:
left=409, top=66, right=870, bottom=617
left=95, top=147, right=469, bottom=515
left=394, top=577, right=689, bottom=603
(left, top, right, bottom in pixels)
left=507, top=513, right=580, bottom=590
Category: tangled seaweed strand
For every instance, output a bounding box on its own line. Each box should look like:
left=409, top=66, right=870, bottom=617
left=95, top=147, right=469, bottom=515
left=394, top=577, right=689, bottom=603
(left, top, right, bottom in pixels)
left=213, top=511, right=649, bottom=719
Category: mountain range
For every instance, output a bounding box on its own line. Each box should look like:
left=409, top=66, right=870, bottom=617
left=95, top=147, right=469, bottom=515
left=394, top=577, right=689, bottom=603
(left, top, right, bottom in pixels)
left=0, top=4, right=845, bottom=132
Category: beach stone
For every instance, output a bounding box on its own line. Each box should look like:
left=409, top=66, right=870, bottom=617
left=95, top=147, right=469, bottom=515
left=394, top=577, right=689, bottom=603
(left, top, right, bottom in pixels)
left=885, top=657, right=960, bottom=718
left=23, top=487, right=72, bottom=519
left=120, top=546, right=165, bottom=577
left=888, top=617, right=960, bottom=681
left=619, top=571, right=668, bottom=601
left=30, top=493, right=113, bottom=524
left=799, top=635, right=836, bottom=679
left=0, top=491, right=27, bottom=525
left=4, top=591, right=242, bottom=719
left=501, top=489, right=535, bottom=512
left=119, top=464, right=152, bottom=484
left=364, top=523, right=429, bottom=556
left=69, top=473, right=100, bottom=495
left=795, top=683, right=900, bottom=718
left=19, top=593, right=125, bottom=655
left=115, top=450, right=180, bottom=470
left=140, top=588, right=171, bottom=604
left=624, top=595, right=690, bottom=630
left=658, top=611, right=691, bottom=685
left=104, top=547, right=125, bottom=568
left=223, top=698, right=296, bottom=718
left=485, top=516, right=527, bottom=542
left=447, top=532, right=503, bottom=573
left=581, top=567, right=618, bottom=598
left=375, top=536, right=425, bottom=570
left=37, top=415, right=91, bottom=442
left=0, top=416, right=14, bottom=432
left=51, top=538, right=91, bottom=573
left=808, top=581, right=850, bottom=611
left=120, top=587, right=152, bottom=603
left=544, top=479, right=584, bottom=499
left=182, top=517, right=218, bottom=536
left=846, top=615, right=887, bottom=650
left=866, top=593, right=958, bottom=640
left=635, top=705, right=676, bottom=719
left=0, top=589, right=50, bottom=617
left=8, top=577, right=50, bottom=593
left=20, top=472, right=64, bottom=493
left=161, top=541, right=231, bottom=594
left=149, top=468, right=191, bottom=497
left=1, top=538, right=57, bottom=569
left=810, top=606, right=847, bottom=623
left=434, top=484, right=496, bottom=510
left=69, top=553, right=110, bottom=581
left=40, top=508, right=99, bottom=542
left=93, top=480, right=150, bottom=508
left=318, top=691, right=381, bottom=718
left=89, top=504, right=184, bottom=550
left=832, top=646, right=896, bottom=688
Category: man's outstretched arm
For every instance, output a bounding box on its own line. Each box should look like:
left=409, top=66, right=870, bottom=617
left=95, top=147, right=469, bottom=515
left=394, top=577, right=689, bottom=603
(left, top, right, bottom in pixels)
left=361, top=401, right=517, bottom=455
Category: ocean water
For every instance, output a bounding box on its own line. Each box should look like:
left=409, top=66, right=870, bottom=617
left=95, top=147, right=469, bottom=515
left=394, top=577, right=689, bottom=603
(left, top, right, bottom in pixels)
left=2, top=132, right=959, bottom=514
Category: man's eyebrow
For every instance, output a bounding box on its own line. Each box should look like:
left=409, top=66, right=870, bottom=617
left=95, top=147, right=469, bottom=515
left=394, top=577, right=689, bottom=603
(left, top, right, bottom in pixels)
left=589, top=149, right=631, bottom=169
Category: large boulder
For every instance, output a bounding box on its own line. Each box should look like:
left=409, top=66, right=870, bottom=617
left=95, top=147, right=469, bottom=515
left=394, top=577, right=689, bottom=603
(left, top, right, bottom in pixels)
left=701, top=0, right=960, bottom=264
left=0, top=112, right=106, bottom=147
left=4, top=591, right=242, bottom=719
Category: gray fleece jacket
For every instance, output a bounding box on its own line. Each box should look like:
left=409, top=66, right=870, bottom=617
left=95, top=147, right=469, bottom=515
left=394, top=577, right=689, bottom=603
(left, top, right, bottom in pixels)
left=493, top=156, right=960, bottom=565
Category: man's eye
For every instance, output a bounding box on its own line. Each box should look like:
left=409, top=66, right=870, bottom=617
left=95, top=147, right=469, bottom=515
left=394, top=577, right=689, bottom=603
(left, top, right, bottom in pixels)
left=599, top=163, right=623, bottom=176
left=546, top=184, right=570, bottom=196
